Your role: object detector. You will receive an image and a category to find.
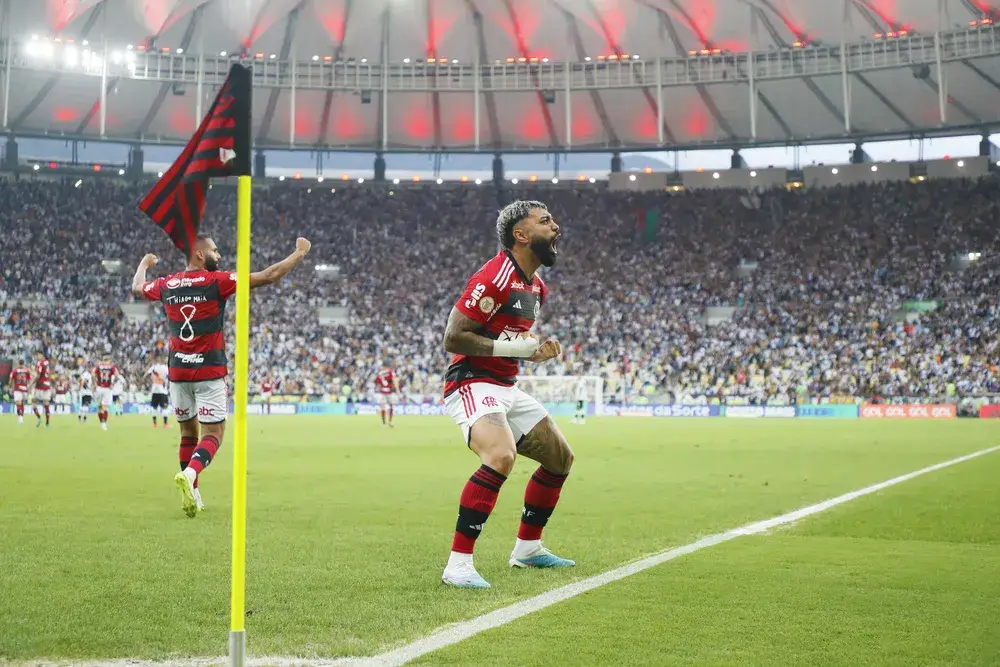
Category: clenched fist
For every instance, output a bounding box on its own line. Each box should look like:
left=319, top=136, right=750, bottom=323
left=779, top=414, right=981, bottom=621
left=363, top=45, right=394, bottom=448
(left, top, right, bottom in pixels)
left=295, top=237, right=312, bottom=256
left=529, top=338, right=562, bottom=364
left=141, top=253, right=158, bottom=268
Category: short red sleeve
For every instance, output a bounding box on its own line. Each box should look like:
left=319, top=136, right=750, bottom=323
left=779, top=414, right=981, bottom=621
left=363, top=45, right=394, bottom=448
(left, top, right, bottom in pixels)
left=455, top=271, right=506, bottom=325
left=140, top=277, right=163, bottom=301
left=216, top=272, right=238, bottom=300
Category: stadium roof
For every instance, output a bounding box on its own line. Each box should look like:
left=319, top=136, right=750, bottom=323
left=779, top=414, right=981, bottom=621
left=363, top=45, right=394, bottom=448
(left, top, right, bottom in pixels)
left=5, top=0, right=1000, bottom=151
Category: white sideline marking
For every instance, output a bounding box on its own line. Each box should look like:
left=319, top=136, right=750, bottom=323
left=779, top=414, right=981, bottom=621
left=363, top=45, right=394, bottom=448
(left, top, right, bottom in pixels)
left=16, top=445, right=999, bottom=667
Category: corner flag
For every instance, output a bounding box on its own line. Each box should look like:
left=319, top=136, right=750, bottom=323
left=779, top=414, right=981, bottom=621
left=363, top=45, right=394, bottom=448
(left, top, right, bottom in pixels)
left=139, top=63, right=252, bottom=256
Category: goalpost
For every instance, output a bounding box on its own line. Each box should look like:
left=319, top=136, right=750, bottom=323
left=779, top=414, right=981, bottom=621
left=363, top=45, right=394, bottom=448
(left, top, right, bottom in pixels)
left=516, top=375, right=604, bottom=416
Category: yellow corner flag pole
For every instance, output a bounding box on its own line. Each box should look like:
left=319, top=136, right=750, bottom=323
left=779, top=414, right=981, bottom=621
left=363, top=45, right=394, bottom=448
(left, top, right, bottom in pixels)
left=230, top=174, right=252, bottom=667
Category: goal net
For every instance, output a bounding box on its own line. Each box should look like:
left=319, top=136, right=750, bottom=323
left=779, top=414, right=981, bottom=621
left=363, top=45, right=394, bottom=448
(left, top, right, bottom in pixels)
left=516, top=375, right=604, bottom=416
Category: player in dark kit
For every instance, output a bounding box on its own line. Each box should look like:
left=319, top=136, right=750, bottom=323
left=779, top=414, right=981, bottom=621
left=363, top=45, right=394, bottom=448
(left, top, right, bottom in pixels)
left=132, top=234, right=311, bottom=517
left=440, top=200, right=575, bottom=589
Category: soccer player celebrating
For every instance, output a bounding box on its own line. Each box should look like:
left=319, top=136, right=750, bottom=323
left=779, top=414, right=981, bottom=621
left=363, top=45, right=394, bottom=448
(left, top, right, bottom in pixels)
left=132, top=234, right=311, bottom=518
left=260, top=377, right=275, bottom=415
left=147, top=359, right=170, bottom=427
left=440, top=200, right=575, bottom=589
left=93, top=358, right=118, bottom=431
left=375, top=362, right=398, bottom=427
left=10, top=361, right=31, bottom=425
left=32, top=351, right=52, bottom=428
left=78, top=367, right=94, bottom=423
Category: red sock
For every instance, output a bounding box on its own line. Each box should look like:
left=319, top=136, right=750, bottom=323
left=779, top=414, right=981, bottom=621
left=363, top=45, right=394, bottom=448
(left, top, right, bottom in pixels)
left=381, top=409, right=386, bottom=424
left=16, top=404, right=23, bottom=416
left=178, top=436, right=199, bottom=488
left=44, top=404, right=50, bottom=424
left=187, top=435, right=220, bottom=477
left=388, top=405, right=393, bottom=422
left=451, top=465, right=507, bottom=554
left=517, top=467, right=569, bottom=541
left=33, top=406, right=40, bottom=418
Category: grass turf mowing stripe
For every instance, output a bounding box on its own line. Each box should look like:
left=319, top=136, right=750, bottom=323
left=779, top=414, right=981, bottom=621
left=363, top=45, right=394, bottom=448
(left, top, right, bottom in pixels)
left=20, top=444, right=998, bottom=667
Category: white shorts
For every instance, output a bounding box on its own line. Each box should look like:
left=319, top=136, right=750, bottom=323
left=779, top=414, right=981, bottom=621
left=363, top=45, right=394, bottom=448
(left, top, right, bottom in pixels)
left=260, top=391, right=272, bottom=402
left=55, top=394, right=69, bottom=405
left=445, top=383, right=548, bottom=446
left=96, top=387, right=114, bottom=406
left=13, top=391, right=27, bottom=404
left=171, top=378, right=228, bottom=424
left=379, top=393, right=395, bottom=407
left=32, top=389, right=51, bottom=403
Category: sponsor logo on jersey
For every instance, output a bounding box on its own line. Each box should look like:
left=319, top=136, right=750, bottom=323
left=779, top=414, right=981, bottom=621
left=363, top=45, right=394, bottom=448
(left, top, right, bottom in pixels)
left=482, top=396, right=499, bottom=407
left=166, top=276, right=207, bottom=290
left=144, top=282, right=155, bottom=293
left=513, top=299, right=523, bottom=310
left=511, top=280, right=527, bottom=290
left=175, top=352, right=206, bottom=364
left=465, top=282, right=487, bottom=310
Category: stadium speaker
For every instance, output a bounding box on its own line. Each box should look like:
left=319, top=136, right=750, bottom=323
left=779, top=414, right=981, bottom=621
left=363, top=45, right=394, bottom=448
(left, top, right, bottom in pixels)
left=731, top=151, right=747, bottom=170
left=374, top=154, right=387, bottom=182
left=492, top=154, right=504, bottom=184
left=254, top=152, right=266, bottom=178
left=4, top=139, right=17, bottom=172
left=542, top=90, right=556, bottom=104
left=610, top=152, right=622, bottom=173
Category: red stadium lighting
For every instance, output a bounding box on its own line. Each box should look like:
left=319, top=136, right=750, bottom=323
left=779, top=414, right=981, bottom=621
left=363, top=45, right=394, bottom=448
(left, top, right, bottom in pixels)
left=886, top=31, right=897, bottom=38
left=688, top=50, right=698, bottom=56
left=644, top=167, right=653, bottom=174
left=460, top=176, right=469, bottom=182
left=874, top=32, right=884, bottom=38
left=161, top=47, right=170, bottom=53
left=969, top=19, right=979, bottom=26
left=529, top=57, right=538, bottom=63
left=899, top=29, right=910, bottom=35
left=506, top=57, right=515, bottom=63
left=700, top=49, right=710, bottom=55
left=294, top=173, right=302, bottom=180
left=93, top=164, right=101, bottom=172
left=620, top=53, right=629, bottom=59
left=426, top=57, right=435, bottom=63
left=597, top=55, right=606, bottom=61
left=608, top=54, right=618, bottom=60
left=412, top=175, right=420, bottom=182
left=48, top=162, right=58, bottom=169
left=577, top=175, right=586, bottom=181
left=323, top=56, right=333, bottom=62
left=792, top=41, right=804, bottom=48
left=438, top=58, right=448, bottom=64
left=517, top=57, right=527, bottom=63
left=711, top=48, right=722, bottom=55
left=341, top=174, right=349, bottom=181
left=255, top=52, right=264, bottom=59
left=983, top=18, right=994, bottom=25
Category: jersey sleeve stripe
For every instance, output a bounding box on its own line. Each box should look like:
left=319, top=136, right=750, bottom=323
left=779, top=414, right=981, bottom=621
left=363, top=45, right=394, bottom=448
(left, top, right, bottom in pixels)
left=493, top=258, right=514, bottom=290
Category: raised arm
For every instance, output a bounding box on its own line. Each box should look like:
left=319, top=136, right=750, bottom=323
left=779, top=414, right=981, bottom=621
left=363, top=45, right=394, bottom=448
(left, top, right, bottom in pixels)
left=249, top=237, right=312, bottom=289
left=131, top=254, right=159, bottom=297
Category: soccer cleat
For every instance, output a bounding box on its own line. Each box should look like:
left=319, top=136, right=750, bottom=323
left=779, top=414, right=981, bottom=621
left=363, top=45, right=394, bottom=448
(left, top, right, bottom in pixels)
left=509, top=545, right=576, bottom=569
left=174, top=471, right=199, bottom=518
left=101, top=423, right=108, bottom=431
left=442, top=561, right=491, bottom=589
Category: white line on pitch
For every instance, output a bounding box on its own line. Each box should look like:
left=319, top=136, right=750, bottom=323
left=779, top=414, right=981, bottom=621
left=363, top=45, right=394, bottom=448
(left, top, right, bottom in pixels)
left=16, top=445, right=999, bottom=667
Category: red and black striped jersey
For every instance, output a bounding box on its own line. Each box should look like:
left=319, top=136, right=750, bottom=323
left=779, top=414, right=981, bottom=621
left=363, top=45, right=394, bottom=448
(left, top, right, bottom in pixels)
left=34, top=360, right=51, bottom=390
left=375, top=369, right=396, bottom=394
left=93, top=363, right=118, bottom=388
left=11, top=368, right=30, bottom=392
left=443, top=250, right=547, bottom=398
left=141, top=270, right=237, bottom=382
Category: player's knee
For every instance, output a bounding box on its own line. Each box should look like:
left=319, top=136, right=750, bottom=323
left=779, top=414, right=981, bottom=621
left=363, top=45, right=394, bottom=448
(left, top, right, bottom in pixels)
left=483, top=448, right=516, bottom=476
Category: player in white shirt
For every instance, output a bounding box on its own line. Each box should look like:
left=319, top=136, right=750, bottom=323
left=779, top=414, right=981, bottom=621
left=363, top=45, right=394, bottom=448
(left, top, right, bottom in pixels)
left=146, top=362, right=170, bottom=428
left=112, top=374, right=127, bottom=417
left=572, top=377, right=589, bottom=425
left=78, top=369, right=94, bottom=423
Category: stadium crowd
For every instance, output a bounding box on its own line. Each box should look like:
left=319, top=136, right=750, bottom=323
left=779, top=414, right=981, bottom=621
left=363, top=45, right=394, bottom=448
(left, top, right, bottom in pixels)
left=1, top=176, right=998, bottom=405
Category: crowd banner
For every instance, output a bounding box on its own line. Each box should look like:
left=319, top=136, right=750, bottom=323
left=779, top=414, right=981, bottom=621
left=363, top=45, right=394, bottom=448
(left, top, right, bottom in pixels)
left=797, top=404, right=860, bottom=419
left=979, top=405, right=1000, bottom=418
left=859, top=403, right=957, bottom=419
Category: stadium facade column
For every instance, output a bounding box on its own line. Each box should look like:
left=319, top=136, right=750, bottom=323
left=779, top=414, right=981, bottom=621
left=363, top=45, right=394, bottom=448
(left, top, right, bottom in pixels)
left=4, top=137, right=18, bottom=173
left=979, top=136, right=999, bottom=166
left=127, top=144, right=144, bottom=181
left=731, top=150, right=747, bottom=170
left=611, top=152, right=622, bottom=173
left=254, top=152, right=266, bottom=179
left=851, top=144, right=869, bottom=164
left=374, top=153, right=386, bottom=182
left=492, top=153, right=504, bottom=186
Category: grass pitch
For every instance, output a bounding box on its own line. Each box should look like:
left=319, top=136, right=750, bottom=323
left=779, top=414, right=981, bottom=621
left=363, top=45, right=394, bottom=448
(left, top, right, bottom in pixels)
left=0, top=415, right=997, bottom=665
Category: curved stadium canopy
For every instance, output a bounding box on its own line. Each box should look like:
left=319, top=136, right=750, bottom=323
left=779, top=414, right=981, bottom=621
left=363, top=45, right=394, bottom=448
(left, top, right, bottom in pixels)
left=4, top=0, right=1000, bottom=151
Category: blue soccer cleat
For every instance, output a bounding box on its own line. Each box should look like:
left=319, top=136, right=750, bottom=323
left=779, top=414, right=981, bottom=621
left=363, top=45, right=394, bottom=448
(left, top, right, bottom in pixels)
left=509, top=545, right=576, bottom=569
left=442, top=561, right=491, bottom=589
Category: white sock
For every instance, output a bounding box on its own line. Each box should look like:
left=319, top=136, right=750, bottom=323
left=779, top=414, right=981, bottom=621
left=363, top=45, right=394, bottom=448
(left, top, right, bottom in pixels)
left=184, top=467, right=197, bottom=484
left=513, top=538, right=541, bottom=557
left=193, top=488, right=203, bottom=504
left=446, top=551, right=474, bottom=569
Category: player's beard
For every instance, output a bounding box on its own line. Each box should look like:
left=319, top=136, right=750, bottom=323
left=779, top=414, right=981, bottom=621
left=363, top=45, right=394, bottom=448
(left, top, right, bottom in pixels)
left=205, top=256, right=219, bottom=272
left=531, top=236, right=558, bottom=267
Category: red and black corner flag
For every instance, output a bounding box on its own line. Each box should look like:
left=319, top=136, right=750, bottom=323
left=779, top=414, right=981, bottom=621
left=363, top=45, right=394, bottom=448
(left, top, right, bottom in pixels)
left=139, top=63, right=252, bottom=256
